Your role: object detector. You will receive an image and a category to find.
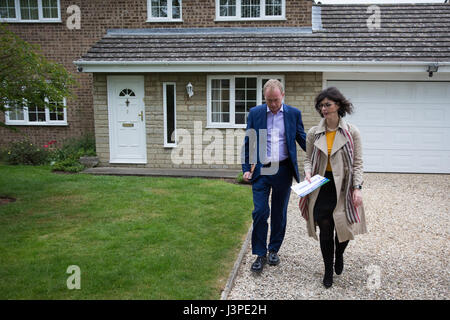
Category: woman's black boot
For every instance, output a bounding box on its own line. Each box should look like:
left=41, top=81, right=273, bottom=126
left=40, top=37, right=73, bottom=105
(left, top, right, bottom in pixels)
left=320, top=239, right=334, bottom=288
left=334, top=235, right=349, bottom=275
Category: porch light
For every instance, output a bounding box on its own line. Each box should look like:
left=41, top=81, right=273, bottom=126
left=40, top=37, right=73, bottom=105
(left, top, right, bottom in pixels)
left=186, top=82, right=194, bottom=98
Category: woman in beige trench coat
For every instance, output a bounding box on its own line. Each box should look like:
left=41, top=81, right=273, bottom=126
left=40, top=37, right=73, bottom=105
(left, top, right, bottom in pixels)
left=301, top=87, right=367, bottom=288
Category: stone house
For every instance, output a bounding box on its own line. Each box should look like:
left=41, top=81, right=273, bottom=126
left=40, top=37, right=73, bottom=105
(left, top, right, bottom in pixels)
left=2, top=1, right=450, bottom=173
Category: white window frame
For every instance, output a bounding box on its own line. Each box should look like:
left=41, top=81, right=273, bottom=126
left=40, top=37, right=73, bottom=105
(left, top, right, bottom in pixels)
left=5, top=98, right=68, bottom=126
left=0, top=0, right=61, bottom=23
left=163, top=82, right=177, bottom=148
left=215, top=0, right=285, bottom=22
left=207, top=75, right=285, bottom=129
left=147, top=0, right=183, bottom=23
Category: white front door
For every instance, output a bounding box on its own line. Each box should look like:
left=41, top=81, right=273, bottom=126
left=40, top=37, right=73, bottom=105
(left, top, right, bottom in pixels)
left=107, top=75, right=147, bottom=164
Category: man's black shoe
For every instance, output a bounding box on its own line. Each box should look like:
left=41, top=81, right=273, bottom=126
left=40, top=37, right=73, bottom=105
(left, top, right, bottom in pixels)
left=268, top=251, right=280, bottom=266
left=251, top=255, right=267, bottom=273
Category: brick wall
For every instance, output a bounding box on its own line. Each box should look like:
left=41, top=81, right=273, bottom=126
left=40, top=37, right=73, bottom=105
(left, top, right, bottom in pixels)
left=92, top=72, right=323, bottom=170
left=0, top=0, right=313, bottom=150
left=0, top=0, right=311, bottom=147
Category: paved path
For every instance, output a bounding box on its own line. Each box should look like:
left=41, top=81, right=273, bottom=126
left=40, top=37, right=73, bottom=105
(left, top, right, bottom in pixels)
left=83, top=167, right=240, bottom=179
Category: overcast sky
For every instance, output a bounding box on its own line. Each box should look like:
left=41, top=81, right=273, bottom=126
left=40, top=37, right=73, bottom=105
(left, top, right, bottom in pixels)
left=318, top=0, right=445, bottom=4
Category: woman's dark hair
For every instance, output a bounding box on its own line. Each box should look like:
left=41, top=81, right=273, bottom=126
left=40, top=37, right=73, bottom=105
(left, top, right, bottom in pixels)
left=314, top=87, right=354, bottom=118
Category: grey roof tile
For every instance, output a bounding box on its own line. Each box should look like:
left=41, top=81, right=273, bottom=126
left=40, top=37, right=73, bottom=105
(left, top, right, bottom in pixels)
left=79, top=3, right=450, bottom=63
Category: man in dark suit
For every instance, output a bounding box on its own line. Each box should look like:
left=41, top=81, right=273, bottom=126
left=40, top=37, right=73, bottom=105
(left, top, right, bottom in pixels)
left=242, top=79, right=306, bottom=273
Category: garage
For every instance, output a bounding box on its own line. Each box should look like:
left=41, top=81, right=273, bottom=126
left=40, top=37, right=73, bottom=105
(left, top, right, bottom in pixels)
left=327, top=80, right=450, bottom=173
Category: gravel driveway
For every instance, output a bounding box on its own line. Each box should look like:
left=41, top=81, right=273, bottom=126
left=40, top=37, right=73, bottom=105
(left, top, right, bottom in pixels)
left=227, top=173, right=449, bottom=300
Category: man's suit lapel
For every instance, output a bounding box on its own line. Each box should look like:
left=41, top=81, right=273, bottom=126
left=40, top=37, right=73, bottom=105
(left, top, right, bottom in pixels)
left=259, top=104, right=267, bottom=130
left=255, top=105, right=267, bottom=166
left=282, top=104, right=291, bottom=150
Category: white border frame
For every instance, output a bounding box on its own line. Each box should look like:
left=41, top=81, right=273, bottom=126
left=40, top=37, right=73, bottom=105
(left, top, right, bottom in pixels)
left=0, top=0, right=61, bottom=23
left=146, top=0, right=183, bottom=23
left=215, top=0, right=286, bottom=22
left=163, top=82, right=177, bottom=148
left=206, top=74, right=284, bottom=129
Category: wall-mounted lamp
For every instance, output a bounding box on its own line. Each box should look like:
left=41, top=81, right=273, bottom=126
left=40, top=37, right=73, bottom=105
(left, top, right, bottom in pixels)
left=427, top=64, right=439, bottom=77
left=186, top=82, right=194, bottom=98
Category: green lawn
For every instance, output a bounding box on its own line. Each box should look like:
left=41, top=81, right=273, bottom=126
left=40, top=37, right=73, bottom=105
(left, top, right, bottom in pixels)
left=0, top=165, right=253, bottom=299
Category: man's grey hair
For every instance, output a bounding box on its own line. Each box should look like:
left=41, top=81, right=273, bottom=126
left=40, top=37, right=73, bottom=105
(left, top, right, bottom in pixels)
left=263, top=79, right=284, bottom=95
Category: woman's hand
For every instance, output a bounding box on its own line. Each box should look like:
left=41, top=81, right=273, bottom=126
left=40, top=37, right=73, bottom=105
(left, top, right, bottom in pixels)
left=352, top=189, right=363, bottom=208
left=305, top=172, right=312, bottom=183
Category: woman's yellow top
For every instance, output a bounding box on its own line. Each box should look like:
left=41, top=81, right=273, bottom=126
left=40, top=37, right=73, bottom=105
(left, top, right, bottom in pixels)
left=326, top=130, right=336, bottom=171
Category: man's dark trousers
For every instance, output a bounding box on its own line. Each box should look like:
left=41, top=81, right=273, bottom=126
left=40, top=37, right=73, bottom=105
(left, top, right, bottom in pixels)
left=251, top=162, right=293, bottom=257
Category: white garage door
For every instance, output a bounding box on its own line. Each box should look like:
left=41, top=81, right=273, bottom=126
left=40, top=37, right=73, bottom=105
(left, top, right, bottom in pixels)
left=327, top=81, right=450, bottom=173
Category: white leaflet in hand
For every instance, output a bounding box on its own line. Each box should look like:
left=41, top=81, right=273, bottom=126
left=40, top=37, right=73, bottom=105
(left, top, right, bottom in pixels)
left=291, top=174, right=330, bottom=198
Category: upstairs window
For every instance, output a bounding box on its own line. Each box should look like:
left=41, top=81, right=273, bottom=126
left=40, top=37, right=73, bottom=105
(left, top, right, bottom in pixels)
left=216, top=0, right=285, bottom=21
left=147, top=0, right=182, bottom=22
left=0, top=0, right=16, bottom=19
left=41, top=0, right=58, bottom=19
left=0, top=0, right=61, bottom=22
